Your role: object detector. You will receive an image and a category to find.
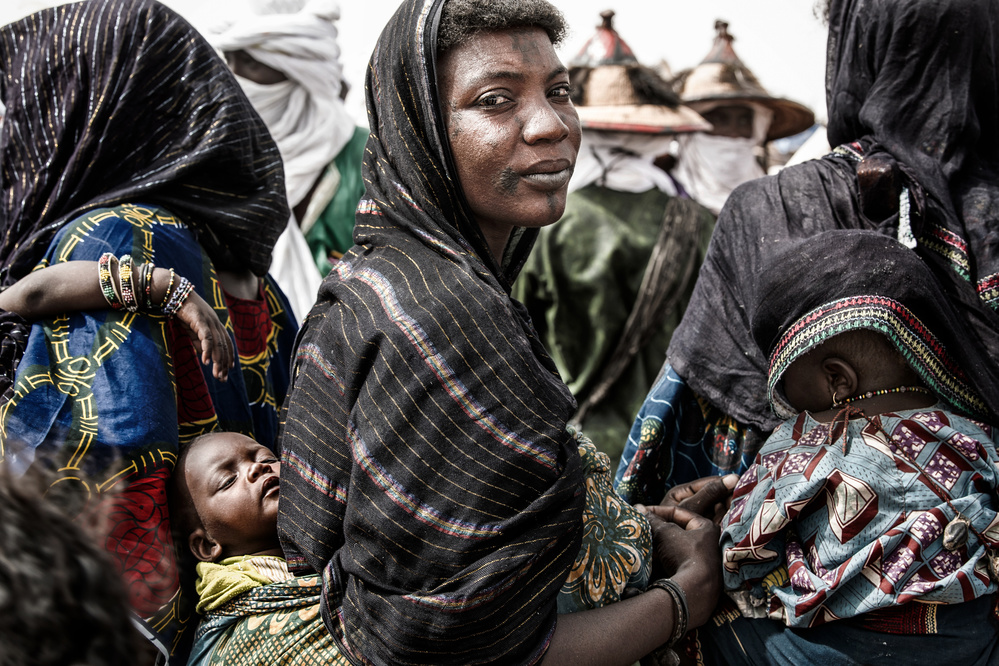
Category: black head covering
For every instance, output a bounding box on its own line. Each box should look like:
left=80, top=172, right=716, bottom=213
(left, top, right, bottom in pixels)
left=358, top=0, right=537, bottom=289
left=0, top=0, right=288, bottom=282
left=827, top=0, right=999, bottom=217
left=668, top=0, right=999, bottom=432
left=751, top=229, right=993, bottom=420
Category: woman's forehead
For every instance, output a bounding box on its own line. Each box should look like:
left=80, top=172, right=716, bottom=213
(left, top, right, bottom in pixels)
left=438, top=27, right=562, bottom=86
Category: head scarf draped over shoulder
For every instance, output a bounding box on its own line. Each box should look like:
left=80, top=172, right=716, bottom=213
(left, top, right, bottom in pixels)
left=276, top=0, right=582, bottom=663
left=667, top=0, right=999, bottom=431
left=826, top=0, right=999, bottom=208
left=359, top=0, right=540, bottom=288
left=0, top=0, right=288, bottom=282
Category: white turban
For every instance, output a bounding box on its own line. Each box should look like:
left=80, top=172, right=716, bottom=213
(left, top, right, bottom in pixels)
left=211, top=0, right=358, bottom=322
left=211, top=0, right=355, bottom=207
left=569, top=130, right=678, bottom=195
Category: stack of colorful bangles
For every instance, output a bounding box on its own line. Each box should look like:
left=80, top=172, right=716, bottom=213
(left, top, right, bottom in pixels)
left=98, top=252, right=194, bottom=316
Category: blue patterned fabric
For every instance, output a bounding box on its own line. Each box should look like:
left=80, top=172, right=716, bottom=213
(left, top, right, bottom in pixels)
left=721, top=408, right=999, bottom=627
left=0, top=204, right=296, bottom=663
left=614, top=365, right=762, bottom=505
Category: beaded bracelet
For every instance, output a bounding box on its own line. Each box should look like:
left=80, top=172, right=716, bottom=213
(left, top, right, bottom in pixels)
left=159, top=268, right=176, bottom=310
left=161, top=276, right=194, bottom=317
left=143, top=262, right=156, bottom=310
left=133, top=262, right=148, bottom=310
left=118, top=254, right=139, bottom=312
left=647, top=578, right=689, bottom=648
left=98, top=252, right=123, bottom=310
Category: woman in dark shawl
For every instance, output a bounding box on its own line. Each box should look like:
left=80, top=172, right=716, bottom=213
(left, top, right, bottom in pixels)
left=0, top=0, right=297, bottom=660
left=277, top=0, right=723, bottom=664
left=616, top=0, right=999, bottom=505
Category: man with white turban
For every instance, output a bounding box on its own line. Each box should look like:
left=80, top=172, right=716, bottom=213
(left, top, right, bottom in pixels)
left=212, top=0, right=367, bottom=321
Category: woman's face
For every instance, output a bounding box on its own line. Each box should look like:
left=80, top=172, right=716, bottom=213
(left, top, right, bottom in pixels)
left=438, top=27, right=581, bottom=259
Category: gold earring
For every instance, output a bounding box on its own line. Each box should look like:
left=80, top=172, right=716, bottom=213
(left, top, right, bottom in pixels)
left=831, top=390, right=841, bottom=408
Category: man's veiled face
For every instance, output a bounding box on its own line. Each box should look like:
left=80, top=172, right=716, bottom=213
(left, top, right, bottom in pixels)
left=438, top=27, right=581, bottom=260
left=225, top=50, right=288, bottom=85
left=701, top=105, right=755, bottom=139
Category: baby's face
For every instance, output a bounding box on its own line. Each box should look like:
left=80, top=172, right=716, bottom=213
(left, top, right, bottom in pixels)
left=183, top=432, right=281, bottom=557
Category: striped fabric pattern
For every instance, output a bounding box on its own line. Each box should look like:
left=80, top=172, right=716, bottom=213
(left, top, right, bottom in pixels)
left=0, top=0, right=288, bottom=284
left=276, top=0, right=583, bottom=664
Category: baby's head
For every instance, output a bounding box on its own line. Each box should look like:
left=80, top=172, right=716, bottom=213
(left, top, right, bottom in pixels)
left=779, top=328, right=923, bottom=413
left=171, top=432, right=281, bottom=563
left=751, top=230, right=991, bottom=421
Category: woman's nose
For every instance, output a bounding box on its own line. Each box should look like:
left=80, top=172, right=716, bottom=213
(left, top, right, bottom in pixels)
left=523, top=99, right=572, bottom=144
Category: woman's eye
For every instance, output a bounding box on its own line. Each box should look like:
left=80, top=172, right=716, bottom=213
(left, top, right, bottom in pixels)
left=478, top=93, right=511, bottom=107
left=549, top=85, right=571, bottom=100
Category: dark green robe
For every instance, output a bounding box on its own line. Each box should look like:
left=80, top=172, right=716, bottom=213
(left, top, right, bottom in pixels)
left=513, top=185, right=714, bottom=464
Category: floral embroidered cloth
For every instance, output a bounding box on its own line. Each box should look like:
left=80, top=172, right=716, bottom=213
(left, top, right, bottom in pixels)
left=559, top=433, right=651, bottom=613
left=721, top=407, right=999, bottom=627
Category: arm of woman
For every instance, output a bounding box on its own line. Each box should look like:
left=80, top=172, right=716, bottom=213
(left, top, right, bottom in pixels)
left=543, top=506, right=721, bottom=665
left=0, top=260, right=232, bottom=380
left=0, top=261, right=109, bottom=317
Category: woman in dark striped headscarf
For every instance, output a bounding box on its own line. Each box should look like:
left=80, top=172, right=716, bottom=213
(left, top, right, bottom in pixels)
left=277, top=0, right=722, bottom=664
left=0, top=0, right=297, bottom=660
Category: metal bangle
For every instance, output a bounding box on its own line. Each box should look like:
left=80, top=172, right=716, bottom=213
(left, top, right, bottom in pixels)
left=646, top=577, right=689, bottom=648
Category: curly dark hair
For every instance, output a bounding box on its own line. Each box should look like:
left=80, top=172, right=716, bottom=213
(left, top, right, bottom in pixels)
left=0, top=467, right=141, bottom=666
left=437, top=0, right=568, bottom=55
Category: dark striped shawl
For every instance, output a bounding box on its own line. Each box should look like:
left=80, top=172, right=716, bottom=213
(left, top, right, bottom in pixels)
left=277, top=0, right=583, bottom=664
left=0, top=0, right=288, bottom=282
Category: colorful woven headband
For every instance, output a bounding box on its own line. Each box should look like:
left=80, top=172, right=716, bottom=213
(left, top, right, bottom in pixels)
left=767, top=294, right=986, bottom=420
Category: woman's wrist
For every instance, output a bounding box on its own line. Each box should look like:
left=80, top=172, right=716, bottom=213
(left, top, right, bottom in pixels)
left=646, top=578, right=688, bottom=648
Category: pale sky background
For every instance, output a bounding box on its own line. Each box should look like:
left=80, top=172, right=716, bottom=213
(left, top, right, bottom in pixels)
left=2, top=0, right=830, bottom=125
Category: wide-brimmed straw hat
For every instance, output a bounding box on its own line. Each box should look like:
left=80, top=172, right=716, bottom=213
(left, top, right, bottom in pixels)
left=677, top=20, right=814, bottom=141
left=568, top=11, right=710, bottom=135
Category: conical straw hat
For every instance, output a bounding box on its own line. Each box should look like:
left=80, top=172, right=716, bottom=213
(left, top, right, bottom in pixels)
left=569, top=11, right=710, bottom=135
left=678, top=20, right=814, bottom=141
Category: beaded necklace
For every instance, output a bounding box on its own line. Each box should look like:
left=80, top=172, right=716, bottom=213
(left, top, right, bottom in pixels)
left=833, top=384, right=932, bottom=407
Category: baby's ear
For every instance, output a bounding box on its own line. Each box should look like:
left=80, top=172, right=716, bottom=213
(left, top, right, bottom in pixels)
left=822, top=356, right=858, bottom=401
left=190, top=528, right=223, bottom=563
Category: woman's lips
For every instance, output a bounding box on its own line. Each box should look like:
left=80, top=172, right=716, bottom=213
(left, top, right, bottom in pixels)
left=522, top=167, right=573, bottom=189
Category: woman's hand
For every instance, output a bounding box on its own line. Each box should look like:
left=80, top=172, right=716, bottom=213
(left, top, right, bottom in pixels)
left=175, top=293, right=233, bottom=381
left=660, top=474, right=739, bottom=524
left=637, top=504, right=722, bottom=628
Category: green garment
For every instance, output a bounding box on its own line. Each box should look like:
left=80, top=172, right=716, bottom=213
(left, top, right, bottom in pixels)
left=304, top=126, right=368, bottom=275
left=513, top=185, right=715, bottom=464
